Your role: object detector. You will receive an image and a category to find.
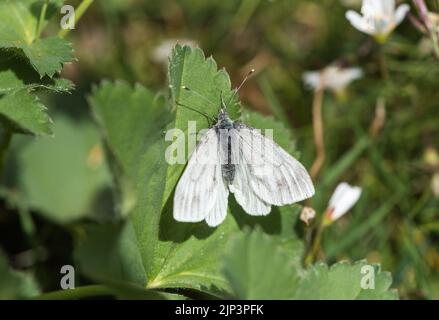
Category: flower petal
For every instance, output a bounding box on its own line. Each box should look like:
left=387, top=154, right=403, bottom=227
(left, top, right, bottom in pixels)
left=346, top=10, right=374, bottom=35
left=361, top=0, right=377, bottom=16
left=394, top=4, right=410, bottom=26
left=302, top=71, right=321, bottom=90
left=328, top=182, right=362, bottom=221
left=381, top=0, right=396, bottom=17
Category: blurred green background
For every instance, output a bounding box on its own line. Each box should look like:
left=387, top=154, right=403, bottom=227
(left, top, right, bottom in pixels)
left=0, top=0, right=438, bottom=299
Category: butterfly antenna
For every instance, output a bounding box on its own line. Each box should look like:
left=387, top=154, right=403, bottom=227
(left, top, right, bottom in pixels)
left=236, top=68, right=255, bottom=93
left=220, top=91, right=226, bottom=111
left=226, top=68, right=255, bottom=107
left=181, top=86, right=217, bottom=109
left=176, top=102, right=215, bottom=126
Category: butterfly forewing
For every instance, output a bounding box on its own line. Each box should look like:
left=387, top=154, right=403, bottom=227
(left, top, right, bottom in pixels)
left=173, top=128, right=222, bottom=222
left=231, top=124, right=315, bottom=206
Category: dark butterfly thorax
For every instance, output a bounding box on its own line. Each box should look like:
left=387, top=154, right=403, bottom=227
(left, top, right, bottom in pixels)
left=214, top=109, right=236, bottom=184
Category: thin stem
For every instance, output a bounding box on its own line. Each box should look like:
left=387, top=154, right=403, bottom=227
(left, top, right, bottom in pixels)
left=34, top=285, right=113, bottom=300
left=378, top=46, right=389, bottom=81
left=310, top=87, right=325, bottom=179
left=369, top=97, right=386, bottom=138
left=59, top=0, right=95, bottom=38
left=36, top=0, right=49, bottom=39
left=430, top=31, right=439, bottom=59
left=304, top=218, right=325, bottom=266
left=0, top=125, right=12, bottom=173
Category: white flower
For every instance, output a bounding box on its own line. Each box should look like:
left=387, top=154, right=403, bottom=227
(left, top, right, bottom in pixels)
left=345, top=0, right=410, bottom=41
left=325, top=182, right=362, bottom=223
left=303, top=65, right=363, bottom=93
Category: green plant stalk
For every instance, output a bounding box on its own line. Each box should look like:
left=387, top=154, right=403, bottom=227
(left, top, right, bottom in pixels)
left=59, top=0, right=95, bottom=38
left=409, top=188, right=432, bottom=219
left=322, top=136, right=369, bottom=188
left=258, top=76, right=290, bottom=126
left=310, top=87, right=325, bottom=179
left=304, top=217, right=327, bottom=266
left=232, top=0, right=261, bottom=31
left=430, top=31, right=439, bottom=59
left=36, top=0, right=49, bottom=39
left=34, top=285, right=113, bottom=300
left=0, top=126, right=12, bottom=173
left=378, top=45, right=390, bottom=81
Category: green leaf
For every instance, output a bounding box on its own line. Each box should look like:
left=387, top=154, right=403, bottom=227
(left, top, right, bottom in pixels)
left=164, top=44, right=240, bottom=203
left=223, top=228, right=399, bottom=299
left=0, top=56, right=74, bottom=137
left=295, top=261, right=398, bottom=300
left=85, top=79, right=238, bottom=295
left=0, top=249, right=40, bottom=299
left=80, top=46, right=305, bottom=297
left=20, top=37, right=74, bottom=78
left=223, top=227, right=302, bottom=299
left=0, top=0, right=74, bottom=78
left=0, top=89, right=52, bottom=136
left=0, top=56, right=75, bottom=94
left=12, top=115, right=110, bottom=223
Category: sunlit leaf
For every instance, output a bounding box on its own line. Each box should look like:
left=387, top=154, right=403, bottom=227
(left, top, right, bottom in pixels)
left=0, top=89, right=52, bottom=136
left=79, top=45, right=305, bottom=297
left=0, top=0, right=74, bottom=78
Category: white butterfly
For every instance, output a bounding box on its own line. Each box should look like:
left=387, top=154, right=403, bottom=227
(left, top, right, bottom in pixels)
left=173, top=83, right=315, bottom=227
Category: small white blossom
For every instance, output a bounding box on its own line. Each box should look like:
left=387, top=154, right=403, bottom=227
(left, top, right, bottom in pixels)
left=303, top=65, right=363, bottom=93
left=345, top=0, right=410, bottom=41
left=325, top=182, right=362, bottom=223
left=300, top=206, right=316, bottom=226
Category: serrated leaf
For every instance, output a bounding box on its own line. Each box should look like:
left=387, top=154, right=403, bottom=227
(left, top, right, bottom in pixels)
left=80, top=46, right=305, bottom=297
left=85, top=79, right=238, bottom=295
left=0, top=52, right=74, bottom=94
left=164, top=44, right=240, bottom=203
left=12, top=115, right=110, bottom=223
left=20, top=37, right=74, bottom=78
left=0, top=249, right=40, bottom=299
left=0, top=89, right=52, bottom=135
left=0, top=0, right=74, bottom=78
left=223, top=229, right=399, bottom=300
left=295, top=261, right=399, bottom=300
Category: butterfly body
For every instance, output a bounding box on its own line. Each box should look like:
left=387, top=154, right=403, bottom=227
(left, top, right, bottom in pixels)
left=215, top=108, right=236, bottom=184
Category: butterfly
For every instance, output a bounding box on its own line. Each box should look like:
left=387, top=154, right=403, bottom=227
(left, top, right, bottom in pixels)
left=173, top=71, right=315, bottom=227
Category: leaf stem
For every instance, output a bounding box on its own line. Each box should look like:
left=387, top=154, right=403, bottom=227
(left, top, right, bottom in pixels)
left=34, top=285, right=113, bottom=300
left=59, top=0, right=95, bottom=38
left=36, top=0, right=50, bottom=40
left=310, top=87, right=325, bottom=179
